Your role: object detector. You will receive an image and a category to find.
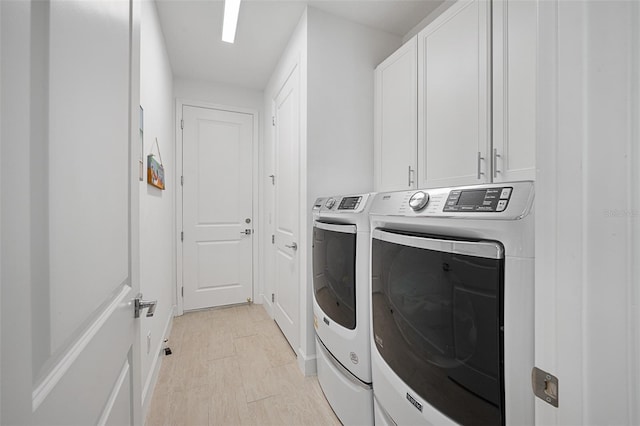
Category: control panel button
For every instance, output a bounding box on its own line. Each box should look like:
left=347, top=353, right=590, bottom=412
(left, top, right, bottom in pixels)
left=325, top=198, right=336, bottom=209
left=409, top=191, right=429, bottom=211
left=500, top=188, right=512, bottom=199
left=496, top=199, right=508, bottom=212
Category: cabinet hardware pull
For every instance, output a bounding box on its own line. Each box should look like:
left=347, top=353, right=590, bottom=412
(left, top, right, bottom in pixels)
left=493, top=148, right=501, bottom=178
left=477, top=152, right=485, bottom=180
left=408, top=166, right=415, bottom=187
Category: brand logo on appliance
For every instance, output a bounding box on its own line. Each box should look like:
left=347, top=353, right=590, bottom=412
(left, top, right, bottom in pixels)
left=323, top=317, right=330, bottom=326
left=350, top=352, right=359, bottom=364
left=406, top=393, right=423, bottom=412
left=383, top=195, right=391, bottom=200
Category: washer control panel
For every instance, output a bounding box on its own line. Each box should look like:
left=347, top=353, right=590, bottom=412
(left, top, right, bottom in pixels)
left=443, top=186, right=513, bottom=213
left=408, top=191, right=430, bottom=211
left=338, top=196, right=362, bottom=210
left=369, top=182, right=533, bottom=220
left=315, top=193, right=373, bottom=214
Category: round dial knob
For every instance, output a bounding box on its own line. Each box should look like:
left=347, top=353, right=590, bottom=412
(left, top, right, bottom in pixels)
left=409, top=191, right=429, bottom=211
left=325, top=198, right=336, bottom=209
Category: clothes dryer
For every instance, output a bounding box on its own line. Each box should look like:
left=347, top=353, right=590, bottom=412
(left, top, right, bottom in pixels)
left=312, top=193, right=375, bottom=425
left=369, top=182, right=535, bottom=426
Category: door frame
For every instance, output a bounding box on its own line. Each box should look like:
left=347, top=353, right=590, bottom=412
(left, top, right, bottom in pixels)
left=175, top=99, right=260, bottom=315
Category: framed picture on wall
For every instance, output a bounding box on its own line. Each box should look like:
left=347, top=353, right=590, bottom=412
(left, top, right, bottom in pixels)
left=147, top=154, right=165, bottom=190
left=147, top=137, right=165, bottom=190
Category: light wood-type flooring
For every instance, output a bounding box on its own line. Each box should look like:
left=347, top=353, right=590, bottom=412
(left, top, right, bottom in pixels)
left=146, top=304, right=341, bottom=426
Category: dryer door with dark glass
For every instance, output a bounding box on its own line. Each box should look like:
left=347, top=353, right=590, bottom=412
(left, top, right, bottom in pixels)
left=371, top=229, right=505, bottom=426
left=313, top=222, right=357, bottom=330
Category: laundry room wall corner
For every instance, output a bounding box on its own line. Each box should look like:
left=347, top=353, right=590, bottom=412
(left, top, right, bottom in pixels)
left=139, top=0, right=176, bottom=419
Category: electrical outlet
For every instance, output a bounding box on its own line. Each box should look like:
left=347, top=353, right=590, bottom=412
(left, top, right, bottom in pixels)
left=147, top=331, right=151, bottom=354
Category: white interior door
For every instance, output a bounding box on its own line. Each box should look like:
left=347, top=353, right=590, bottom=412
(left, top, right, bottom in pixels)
left=273, top=68, right=300, bottom=352
left=181, top=105, right=254, bottom=311
left=1, top=0, right=142, bottom=424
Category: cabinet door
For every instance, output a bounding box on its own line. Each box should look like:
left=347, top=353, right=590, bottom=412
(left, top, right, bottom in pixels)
left=374, top=36, right=418, bottom=192
left=492, top=0, right=537, bottom=182
left=417, top=0, right=490, bottom=189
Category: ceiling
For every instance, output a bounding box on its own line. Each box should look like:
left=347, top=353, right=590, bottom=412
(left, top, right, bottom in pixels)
left=155, top=0, right=446, bottom=90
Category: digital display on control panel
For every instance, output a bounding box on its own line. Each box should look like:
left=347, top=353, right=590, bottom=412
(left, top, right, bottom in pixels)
left=338, top=196, right=361, bottom=210
left=444, top=187, right=513, bottom=212
left=457, top=190, right=486, bottom=206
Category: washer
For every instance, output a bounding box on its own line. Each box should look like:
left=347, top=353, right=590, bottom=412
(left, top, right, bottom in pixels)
left=369, top=182, right=535, bottom=425
left=312, top=193, right=375, bottom=425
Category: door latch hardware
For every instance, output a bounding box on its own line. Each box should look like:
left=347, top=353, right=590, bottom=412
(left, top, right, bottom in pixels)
left=532, top=367, right=559, bottom=407
left=134, top=293, right=157, bottom=318
left=241, top=229, right=252, bottom=235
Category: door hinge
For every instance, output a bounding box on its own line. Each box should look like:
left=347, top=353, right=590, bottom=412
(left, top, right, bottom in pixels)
left=180, top=231, right=184, bottom=242
left=180, top=119, right=184, bottom=129
left=272, top=116, right=275, bottom=126
left=181, top=175, right=184, bottom=186
left=271, top=293, right=275, bottom=303
left=181, top=286, right=184, bottom=298
left=271, top=234, right=275, bottom=244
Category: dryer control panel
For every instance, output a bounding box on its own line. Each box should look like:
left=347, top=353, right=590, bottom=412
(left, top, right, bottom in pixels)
left=369, top=181, right=534, bottom=220
left=318, top=193, right=372, bottom=214
left=444, top=186, right=513, bottom=213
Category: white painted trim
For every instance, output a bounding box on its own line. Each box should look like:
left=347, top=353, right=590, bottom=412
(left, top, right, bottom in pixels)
left=32, top=285, right=130, bottom=411
left=174, top=98, right=184, bottom=316
left=297, top=347, right=317, bottom=377
left=174, top=98, right=261, bottom=314
left=96, top=360, right=130, bottom=426
left=141, top=304, right=174, bottom=420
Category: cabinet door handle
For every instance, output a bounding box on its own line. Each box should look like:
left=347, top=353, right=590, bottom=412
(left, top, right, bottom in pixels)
left=493, top=148, right=501, bottom=179
left=477, top=152, right=485, bottom=180
left=408, top=166, right=415, bottom=187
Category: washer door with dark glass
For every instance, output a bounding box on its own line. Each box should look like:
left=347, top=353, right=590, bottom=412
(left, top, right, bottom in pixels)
left=312, top=222, right=357, bottom=330
left=371, top=229, right=505, bottom=426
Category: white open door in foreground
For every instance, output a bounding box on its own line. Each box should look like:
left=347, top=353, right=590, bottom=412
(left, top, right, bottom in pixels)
left=1, top=0, right=143, bottom=424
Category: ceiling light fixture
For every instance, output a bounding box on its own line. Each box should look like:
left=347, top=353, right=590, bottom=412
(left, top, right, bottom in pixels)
left=222, top=0, right=241, bottom=43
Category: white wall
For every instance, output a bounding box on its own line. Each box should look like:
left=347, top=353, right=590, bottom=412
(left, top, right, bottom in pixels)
left=139, top=0, right=175, bottom=417
left=302, top=6, right=400, bottom=365
left=535, top=1, right=640, bottom=424
left=174, top=78, right=263, bottom=111
left=262, top=6, right=400, bottom=374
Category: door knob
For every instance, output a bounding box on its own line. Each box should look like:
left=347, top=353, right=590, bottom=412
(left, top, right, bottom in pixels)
left=285, top=242, right=298, bottom=250
left=134, top=293, right=157, bottom=318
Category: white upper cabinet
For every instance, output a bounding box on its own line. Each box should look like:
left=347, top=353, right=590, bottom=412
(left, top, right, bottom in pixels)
left=374, top=36, right=418, bottom=192
left=492, top=0, right=537, bottom=182
left=417, top=0, right=490, bottom=189
left=374, top=0, right=537, bottom=191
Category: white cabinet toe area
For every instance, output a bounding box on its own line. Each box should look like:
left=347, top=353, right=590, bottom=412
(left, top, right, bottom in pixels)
left=374, top=0, right=537, bottom=192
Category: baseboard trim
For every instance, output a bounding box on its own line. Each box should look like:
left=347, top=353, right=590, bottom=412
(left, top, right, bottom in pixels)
left=141, top=305, right=175, bottom=423
left=297, top=347, right=318, bottom=376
